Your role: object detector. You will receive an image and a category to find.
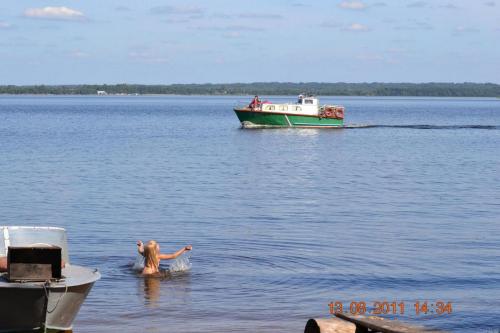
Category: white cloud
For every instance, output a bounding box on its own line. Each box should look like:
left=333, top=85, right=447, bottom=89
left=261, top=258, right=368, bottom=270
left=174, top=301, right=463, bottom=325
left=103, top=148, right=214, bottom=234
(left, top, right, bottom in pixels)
left=394, top=20, right=433, bottom=31
left=163, top=18, right=191, bottom=24
left=214, top=57, right=226, bottom=64
left=223, top=32, right=241, bottom=39
left=115, top=6, right=131, bottom=12
left=356, top=53, right=384, bottom=61
left=0, top=21, right=12, bottom=29
left=210, top=12, right=283, bottom=21
left=129, top=51, right=168, bottom=64
left=238, top=13, right=283, bottom=19
left=338, top=1, right=367, bottom=10
left=320, top=21, right=342, bottom=28
left=211, top=13, right=232, bottom=19
left=151, top=5, right=204, bottom=15
left=344, top=23, right=369, bottom=31
left=454, top=26, right=479, bottom=35
left=69, top=50, right=90, bottom=58
left=195, top=25, right=265, bottom=32
left=441, top=3, right=459, bottom=9
left=24, top=6, right=85, bottom=21
left=407, top=1, right=427, bottom=8
left=387, top=47, right=407, bottom=54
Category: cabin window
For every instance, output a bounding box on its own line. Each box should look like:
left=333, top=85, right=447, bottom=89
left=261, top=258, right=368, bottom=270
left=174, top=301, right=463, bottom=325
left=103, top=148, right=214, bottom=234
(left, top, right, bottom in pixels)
left=295, top=106, right=302, bottom=111
left=279, top=105, right=288, bottom=111
left=268, top=105, right=275, bottom=110
left=305, top=99, right=313, bottom=104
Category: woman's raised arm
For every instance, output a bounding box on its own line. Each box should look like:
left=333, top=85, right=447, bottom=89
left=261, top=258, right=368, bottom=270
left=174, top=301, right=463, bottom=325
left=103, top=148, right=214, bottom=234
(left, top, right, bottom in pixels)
left=137, top=240, right=145, bottom=255
left=158, top=245, right=192, bottom=260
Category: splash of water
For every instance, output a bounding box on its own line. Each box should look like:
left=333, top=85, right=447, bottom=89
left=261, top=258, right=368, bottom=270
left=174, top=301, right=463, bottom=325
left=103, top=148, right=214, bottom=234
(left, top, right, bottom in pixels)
left=132, top=253, right=145, bottom=272
left=131, top=252, right=192, bottom=273
left=169, top=252, right=192, bottom=272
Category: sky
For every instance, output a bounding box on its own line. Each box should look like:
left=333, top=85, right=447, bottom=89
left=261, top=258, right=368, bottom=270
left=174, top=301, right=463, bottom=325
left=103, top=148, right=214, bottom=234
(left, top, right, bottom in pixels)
left=0, top=0, right=499, bottom=84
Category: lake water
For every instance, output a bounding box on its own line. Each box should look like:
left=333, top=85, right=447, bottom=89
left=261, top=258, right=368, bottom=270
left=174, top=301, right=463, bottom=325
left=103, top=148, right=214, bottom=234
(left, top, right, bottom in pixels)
left=0, top=96, right=499, bottom=333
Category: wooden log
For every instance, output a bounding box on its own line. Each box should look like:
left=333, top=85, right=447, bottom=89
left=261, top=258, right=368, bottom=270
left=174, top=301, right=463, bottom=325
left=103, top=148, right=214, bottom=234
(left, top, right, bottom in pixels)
left=304, top=318, right=357, bottom=333
left=335, top=313, right=446, bottom=333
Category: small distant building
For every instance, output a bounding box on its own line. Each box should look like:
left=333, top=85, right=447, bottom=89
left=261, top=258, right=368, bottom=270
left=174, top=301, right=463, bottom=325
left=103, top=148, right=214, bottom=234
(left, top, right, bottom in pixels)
left=97, top=90, right=107, bottom=95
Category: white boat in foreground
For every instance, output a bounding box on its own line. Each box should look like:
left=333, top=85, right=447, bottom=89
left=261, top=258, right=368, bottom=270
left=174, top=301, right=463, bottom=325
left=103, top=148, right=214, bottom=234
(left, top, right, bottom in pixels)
left=0, top=226, right=100, bottom=332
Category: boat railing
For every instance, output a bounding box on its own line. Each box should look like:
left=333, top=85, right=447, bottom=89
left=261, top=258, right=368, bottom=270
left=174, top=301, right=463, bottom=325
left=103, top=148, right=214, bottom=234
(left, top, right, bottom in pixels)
left=1, top=226, right=70, bottom=264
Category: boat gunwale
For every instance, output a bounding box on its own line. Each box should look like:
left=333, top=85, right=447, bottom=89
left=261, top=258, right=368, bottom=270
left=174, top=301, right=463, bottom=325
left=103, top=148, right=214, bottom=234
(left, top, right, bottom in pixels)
left=2, top=226, right=66, bottom=231
left=0, top=265, right=101, bottom=288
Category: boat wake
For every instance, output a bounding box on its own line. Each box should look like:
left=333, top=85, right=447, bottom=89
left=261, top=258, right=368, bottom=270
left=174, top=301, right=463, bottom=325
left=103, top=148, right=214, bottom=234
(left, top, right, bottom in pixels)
left=343, top=124, right=500, bottom=130
left=241, top=121, right=282, bottom=129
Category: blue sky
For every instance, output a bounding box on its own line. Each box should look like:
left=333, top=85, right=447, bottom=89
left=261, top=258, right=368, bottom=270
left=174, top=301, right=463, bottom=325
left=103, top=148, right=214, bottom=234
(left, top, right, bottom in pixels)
left=0, top=0, right=499, bottom=84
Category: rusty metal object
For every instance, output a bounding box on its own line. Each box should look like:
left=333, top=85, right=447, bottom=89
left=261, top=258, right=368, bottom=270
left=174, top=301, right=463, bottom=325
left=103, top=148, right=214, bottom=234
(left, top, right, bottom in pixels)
left=7, top=246, right=62, bottom=281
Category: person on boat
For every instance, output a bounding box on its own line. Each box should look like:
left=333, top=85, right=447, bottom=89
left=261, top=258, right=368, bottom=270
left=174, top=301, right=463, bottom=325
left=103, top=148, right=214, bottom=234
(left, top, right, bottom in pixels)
left=136, top=240, right=192, bottom=275
left=249, top=95, right=261, bottom=110
left=0, top=256, right=6, bottom=272
left=297, top=94, right=304, bottom=104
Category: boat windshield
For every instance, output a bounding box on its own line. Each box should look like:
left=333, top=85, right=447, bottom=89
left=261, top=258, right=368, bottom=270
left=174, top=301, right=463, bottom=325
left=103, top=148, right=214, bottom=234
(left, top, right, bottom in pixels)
left=1, top=226, right=70, bottom=264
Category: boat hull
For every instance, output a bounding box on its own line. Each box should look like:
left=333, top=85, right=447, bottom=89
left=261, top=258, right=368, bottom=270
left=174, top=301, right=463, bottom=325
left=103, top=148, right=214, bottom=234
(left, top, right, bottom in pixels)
left=234, top=109, right=343, bottom=128
left=0, top=286, right=47, bottom=332
left=45, top=280, right=97, bottom=330
left=0, top=265, right=100, bottom=332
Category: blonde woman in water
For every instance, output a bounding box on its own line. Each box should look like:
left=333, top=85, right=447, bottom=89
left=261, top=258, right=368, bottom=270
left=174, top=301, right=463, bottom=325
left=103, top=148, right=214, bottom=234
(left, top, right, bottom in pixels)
left=137, top=240, right=192, bottom=275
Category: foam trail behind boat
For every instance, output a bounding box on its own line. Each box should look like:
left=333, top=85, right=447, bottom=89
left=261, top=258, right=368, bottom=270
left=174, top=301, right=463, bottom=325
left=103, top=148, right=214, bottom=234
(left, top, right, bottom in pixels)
left=343, top=124, right=499, bottom=129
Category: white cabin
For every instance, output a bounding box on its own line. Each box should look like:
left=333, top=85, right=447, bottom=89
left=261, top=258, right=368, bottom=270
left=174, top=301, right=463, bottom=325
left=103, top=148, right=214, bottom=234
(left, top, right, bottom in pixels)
left=260, top=95, right=320, bottom=116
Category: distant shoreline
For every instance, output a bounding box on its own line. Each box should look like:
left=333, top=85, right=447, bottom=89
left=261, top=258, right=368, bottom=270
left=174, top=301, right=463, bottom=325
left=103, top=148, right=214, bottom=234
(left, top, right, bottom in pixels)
left=1, top=82, right=499, bottom=97
left=1, top=94, right=499, bottom=99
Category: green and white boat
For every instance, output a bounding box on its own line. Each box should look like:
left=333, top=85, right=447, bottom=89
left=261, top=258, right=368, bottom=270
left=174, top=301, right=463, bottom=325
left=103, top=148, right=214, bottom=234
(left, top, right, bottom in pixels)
left=234, top=95, right=344, bottom=128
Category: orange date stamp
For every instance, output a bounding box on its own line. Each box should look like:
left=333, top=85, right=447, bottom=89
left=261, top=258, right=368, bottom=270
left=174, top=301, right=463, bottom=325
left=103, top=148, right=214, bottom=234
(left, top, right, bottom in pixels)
left=329, top=301, right=453, bottom=316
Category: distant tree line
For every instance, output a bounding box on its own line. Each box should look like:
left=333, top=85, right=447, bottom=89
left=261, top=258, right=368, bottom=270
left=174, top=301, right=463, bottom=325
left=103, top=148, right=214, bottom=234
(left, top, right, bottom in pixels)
left=0, top=82, right=499, bottom=97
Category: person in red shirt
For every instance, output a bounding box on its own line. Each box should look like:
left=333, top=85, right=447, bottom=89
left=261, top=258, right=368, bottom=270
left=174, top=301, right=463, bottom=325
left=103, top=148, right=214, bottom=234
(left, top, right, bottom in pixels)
left=249, top=95, right=261, bottom=110
left=0, top=256, right=5, bottom=272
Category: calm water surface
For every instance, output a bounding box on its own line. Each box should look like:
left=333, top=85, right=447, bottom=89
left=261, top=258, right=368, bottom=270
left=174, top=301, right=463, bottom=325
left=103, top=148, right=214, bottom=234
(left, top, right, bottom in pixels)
left=0, top=96, right=499, bottom=332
